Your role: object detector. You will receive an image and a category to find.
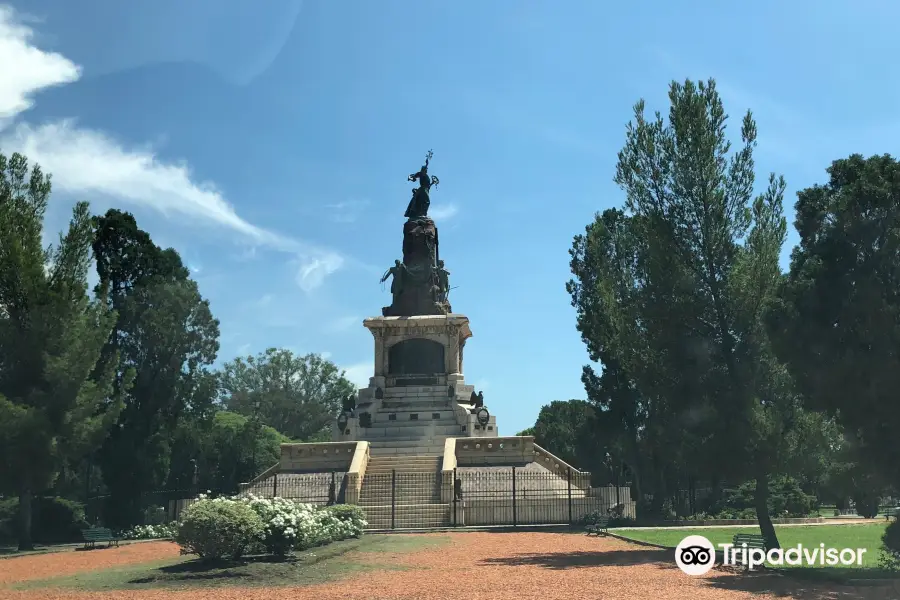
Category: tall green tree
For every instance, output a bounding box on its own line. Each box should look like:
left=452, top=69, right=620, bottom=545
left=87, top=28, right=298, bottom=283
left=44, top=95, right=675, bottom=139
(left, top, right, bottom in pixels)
left=167, top=411, right=287, bottom=495
left=569, top=209, right=661, bottom=506
left=218, top=348, right=354, bottom=444
left=769, top=154, right=900, bottom=491
left=92, top=209, right=219, bottom=527
left=0, top=152, right=124, bottom=549
left=527, top=400, right=604, bottom=474
left=575, top=79, right=791, bottom=546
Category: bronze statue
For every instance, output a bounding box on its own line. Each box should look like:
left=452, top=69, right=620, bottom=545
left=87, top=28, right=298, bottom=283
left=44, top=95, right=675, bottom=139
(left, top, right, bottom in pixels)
left=436, top=259, right=450, bottom=302
left=404, top=150, right=440, bottom=219
left=469, top=391, right=484, bottom=414
left=342, top=392, right=356, bottom=413
left=469, top=391, right=478, bottom=405
left=380, top=260, right=406, bottom=305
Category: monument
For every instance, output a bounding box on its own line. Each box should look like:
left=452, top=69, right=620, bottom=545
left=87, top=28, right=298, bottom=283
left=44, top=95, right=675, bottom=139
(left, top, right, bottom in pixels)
left=239, top=152, right=634, bottom=530
left=334, top=150, right=497, bottom=453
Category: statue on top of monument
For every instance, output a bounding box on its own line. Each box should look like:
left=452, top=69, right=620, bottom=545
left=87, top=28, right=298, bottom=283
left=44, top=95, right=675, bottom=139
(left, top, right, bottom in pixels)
left=380, top=259, right=406, bottom=306
left=404, top=150, right=440, bottom=220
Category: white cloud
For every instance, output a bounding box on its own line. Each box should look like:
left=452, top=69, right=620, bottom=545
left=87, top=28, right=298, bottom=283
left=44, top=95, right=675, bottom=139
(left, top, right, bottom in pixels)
left=0, top=6, right=345, bottom=291
left=341, top=361, right=371, bottom=388
left=0, top=6, right=80, bottom=122
left=429, top=202, right=459, bottom=221
left=295, top=253, right=344, bottom=292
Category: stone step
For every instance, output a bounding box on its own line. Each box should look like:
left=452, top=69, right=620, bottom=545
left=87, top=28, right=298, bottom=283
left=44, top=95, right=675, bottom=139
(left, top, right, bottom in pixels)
left=362, top=425, right=461, bottom=438
left=367, top=438, right=451, bottom=447
left=380, top=400, right=455, bottom=409
left=360, top=504, right=451, bottom=529
left=361, top=480, right=441, bottom=490
left=359, top=492, right=441, bottom=502
left=368, top=455, right=442, bottom=463
left=369, top=447, right=445, bottom=457
left=369, top=416, right=457, bottom=426
left=384, top=386, right=451, bottom=396
left=366, top=464, right=442, bottom=471
left=366, top=457, right=443, bottom=464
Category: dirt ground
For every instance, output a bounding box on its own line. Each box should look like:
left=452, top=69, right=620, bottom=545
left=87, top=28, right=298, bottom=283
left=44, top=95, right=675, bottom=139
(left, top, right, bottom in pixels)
left=2, top=533, right=898, bottom=600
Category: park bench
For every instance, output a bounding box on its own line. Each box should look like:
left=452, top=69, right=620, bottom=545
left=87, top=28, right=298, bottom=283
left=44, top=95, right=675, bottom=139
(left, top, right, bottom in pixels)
left=884, top=507, right=899, bottom=521
left=81, top=527, right=119, bottom=549
left=732, top=533, right=767, bottom=570
left=585, top=516, right=610, bottom=536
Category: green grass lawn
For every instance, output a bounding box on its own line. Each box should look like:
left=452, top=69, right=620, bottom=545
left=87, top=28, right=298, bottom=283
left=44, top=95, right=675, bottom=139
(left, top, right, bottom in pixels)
left=614, top=523, right=898, bottom=582
left=12, top=534, right=450, bottom=592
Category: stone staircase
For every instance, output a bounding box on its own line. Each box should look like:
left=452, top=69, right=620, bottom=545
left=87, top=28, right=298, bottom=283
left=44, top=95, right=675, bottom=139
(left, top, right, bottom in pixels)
left=358, top=455, right=450, bottom=529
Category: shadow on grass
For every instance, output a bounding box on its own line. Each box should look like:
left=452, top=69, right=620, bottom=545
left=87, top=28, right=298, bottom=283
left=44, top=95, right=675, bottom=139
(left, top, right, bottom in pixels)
left=700, top=569, right=900, bottom=600
left=479, top=548, right=676, bottom=570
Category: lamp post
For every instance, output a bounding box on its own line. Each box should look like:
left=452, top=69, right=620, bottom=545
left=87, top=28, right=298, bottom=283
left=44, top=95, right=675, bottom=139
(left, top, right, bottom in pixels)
left=251, top=399, right=261, bottom=480
left=190, top=459, right=199, bottom=496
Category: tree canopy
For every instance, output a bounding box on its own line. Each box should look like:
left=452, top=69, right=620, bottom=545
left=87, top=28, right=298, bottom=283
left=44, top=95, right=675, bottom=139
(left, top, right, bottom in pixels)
left=218, top=348, right=354, bottom=442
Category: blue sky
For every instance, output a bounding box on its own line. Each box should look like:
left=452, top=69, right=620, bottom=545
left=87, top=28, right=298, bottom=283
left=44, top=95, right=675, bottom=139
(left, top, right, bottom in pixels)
left=3, top=1, right=900, bottom=436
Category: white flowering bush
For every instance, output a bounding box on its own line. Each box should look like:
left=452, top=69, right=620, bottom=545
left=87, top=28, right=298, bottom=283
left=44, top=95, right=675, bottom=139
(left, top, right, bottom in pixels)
left=175, top=493, right=366, bottom=560
left=122, top=523, right=178, bottom=540
left=244, top=495, right=366, bottom=556
left=175, top=496, right=265, bottom=560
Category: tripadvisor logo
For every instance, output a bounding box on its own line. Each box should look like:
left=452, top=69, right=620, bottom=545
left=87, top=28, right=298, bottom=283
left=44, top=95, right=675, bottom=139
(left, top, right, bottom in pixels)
left=675, top=534, right=868, bottom=574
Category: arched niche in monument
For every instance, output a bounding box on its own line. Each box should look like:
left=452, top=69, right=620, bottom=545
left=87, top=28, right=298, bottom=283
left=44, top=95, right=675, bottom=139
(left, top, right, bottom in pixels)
left=388, top=338, right=445, bottom=375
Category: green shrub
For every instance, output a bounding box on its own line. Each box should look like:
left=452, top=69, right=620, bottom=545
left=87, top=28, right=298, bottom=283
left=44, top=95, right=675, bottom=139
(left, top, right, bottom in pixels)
left=721, top=476, right=815, bottom=518
left=0, top=497, right=16, bottom=543
left=852, top=492, right=880, bottom=519
left=175, top=498, right=264, bottom=560
left=0, top=496, right=89, bottom=544
left=880, top=519, right=900, bottom=569
left=142, top=505, right=168, bottom=526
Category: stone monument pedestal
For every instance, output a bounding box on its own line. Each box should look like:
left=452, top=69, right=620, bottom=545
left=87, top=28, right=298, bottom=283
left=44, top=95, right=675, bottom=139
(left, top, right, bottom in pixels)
left=332, top=314, right=498, bottom=452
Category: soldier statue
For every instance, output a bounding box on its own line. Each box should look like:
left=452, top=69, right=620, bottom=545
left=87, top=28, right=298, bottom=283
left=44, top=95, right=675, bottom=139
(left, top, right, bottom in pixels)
left=380, top=260, right=406, bottom=305
left=436, top=259, right=450, bottom=303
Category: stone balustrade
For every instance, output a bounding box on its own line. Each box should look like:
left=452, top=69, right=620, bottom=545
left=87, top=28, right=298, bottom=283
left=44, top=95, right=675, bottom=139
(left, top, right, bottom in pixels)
left=455, top=436, right=534, bottom=466
left=532, top=443, right=591, bottom=489
left=440, top=438, right=458, bottom=502
left=345, top=441, right=370, bottom=504
left=280, top=441, right=359, bottom=472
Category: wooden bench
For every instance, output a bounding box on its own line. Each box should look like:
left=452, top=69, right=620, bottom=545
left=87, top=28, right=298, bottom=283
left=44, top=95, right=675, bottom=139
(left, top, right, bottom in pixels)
left=81, top=527, right=119, bottom=549
left=732, top=533, right=766, bottom=569
left=884, top=507, right=899, bottom=521
left=585, top=516, right=610, bottom=536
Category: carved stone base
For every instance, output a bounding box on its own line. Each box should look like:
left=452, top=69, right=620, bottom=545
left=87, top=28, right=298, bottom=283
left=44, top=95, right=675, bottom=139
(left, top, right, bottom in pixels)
left=365, top=314, right=472, bottom=378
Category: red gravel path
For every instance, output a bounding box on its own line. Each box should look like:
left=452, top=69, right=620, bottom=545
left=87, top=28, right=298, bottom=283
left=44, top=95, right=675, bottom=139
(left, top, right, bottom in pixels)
left=0, top=541, right=181, bottom=584
left=2, top=533, right=897, bottom=599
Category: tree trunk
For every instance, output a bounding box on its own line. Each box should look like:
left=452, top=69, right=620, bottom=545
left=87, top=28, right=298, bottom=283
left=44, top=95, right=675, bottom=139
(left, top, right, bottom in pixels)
left=754, top=468, right=780, bottom=550
left=18, top=486, right=34, bottom=551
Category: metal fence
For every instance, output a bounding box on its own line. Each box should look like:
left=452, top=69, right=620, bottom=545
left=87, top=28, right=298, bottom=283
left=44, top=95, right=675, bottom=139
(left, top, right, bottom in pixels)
left=161, top=467, right=634, bottom=531
left=241, top=472, right=347, bottom=505
left=254, top=467, right=633, bottom=530
left=450, top=468, right=622, bottom=528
